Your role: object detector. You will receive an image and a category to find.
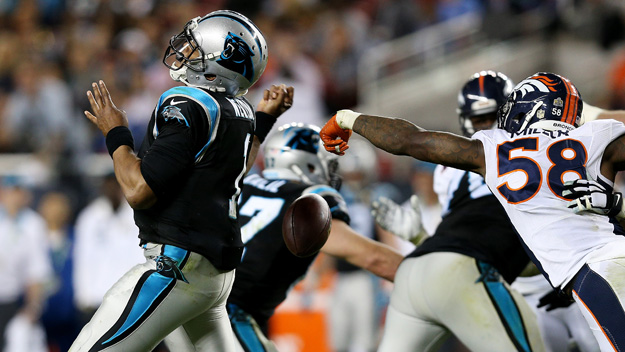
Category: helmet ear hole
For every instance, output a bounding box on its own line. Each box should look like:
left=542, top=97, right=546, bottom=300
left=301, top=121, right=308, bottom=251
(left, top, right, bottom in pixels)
left=308, top=164, right=316, bottom=173
left=512, top=113, right=525, bottom=122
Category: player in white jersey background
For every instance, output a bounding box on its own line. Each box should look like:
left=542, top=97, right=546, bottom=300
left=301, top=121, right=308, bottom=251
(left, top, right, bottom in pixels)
left=371, top=71, right=546, bottom=352
left=320, top=72, right=625, bottom=351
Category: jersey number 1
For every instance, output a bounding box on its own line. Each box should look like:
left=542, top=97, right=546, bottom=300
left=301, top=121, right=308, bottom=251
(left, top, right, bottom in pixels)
left=497, top=137, right=587, bottom=204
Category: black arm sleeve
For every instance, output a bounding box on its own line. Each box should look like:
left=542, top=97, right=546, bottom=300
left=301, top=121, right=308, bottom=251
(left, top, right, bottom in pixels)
left=140, top=124, right=194, bottom=198
left=140, top=99, right=210, bottom=197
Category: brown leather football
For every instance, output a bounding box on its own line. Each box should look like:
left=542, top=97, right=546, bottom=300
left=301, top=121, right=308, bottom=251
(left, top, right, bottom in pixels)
left=282, top=193, right=332, bottom=257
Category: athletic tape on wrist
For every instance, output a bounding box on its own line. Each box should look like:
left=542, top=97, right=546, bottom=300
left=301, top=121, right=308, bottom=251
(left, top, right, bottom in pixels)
left=254, top=111, right=277, bottom=143
left=336, top=110, right=361, bottom=130
left=106, top=126, right=135, bottom=157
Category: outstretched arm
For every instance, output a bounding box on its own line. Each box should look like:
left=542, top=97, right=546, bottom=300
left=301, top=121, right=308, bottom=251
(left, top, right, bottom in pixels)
left=321, top=219, right=404, bottom=282
left=321, top=110, right=486, bottom=175
left=583, top=103, right=625, bottom=124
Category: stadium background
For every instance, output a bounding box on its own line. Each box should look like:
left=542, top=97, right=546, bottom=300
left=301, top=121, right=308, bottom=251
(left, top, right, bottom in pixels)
left=0, top=0, right=624, bottom=351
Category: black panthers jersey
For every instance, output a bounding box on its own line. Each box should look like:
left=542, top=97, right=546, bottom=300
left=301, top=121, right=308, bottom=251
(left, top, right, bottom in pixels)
left=228, top=173, right=350, bottom=331
left=135, top=86, right=255, bottom=270
left=409, top=166, right=529, bottom=284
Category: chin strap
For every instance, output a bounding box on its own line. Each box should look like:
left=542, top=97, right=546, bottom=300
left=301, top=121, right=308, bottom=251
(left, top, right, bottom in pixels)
left=169, top=67, right=187, bottom=83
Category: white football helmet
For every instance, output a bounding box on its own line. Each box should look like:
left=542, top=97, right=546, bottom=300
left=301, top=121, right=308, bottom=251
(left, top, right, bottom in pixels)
left=263, top=123, right=341, bottom=189
left=163, top=10, right=268, bottom=96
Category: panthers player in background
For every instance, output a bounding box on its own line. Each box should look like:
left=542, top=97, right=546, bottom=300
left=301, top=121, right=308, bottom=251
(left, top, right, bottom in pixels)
left=321, top=72, right=625, bottom=351
left=371, top=71, right=546, bottom=352
left=73, top=10, right=293, bottom=352
left=164, top=123, right=403, bottom=352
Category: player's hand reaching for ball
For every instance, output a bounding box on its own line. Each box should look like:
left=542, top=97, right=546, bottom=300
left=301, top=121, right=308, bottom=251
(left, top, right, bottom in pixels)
left=256, top=84, right=294, bottom=118
left=85, top=80, right=128, bottom=136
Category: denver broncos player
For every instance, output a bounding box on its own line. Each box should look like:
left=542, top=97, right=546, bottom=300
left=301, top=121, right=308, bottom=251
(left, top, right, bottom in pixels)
left=73, top=11, right=293, bottom=352
left=221, top=123, right=402, bottom=352
left=321, top=72, right=625, bottom=351
left=372, top=71, right=546, bottom=351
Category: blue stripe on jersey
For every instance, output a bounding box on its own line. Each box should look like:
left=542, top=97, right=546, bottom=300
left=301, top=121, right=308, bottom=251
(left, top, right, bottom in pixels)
left=573, top=264, right=625, bottom=349
left=102, top=273, right=174, bottom=344
left=477, top=262, right=532, bottom=352
left=156, top=87, right=219, bottom=156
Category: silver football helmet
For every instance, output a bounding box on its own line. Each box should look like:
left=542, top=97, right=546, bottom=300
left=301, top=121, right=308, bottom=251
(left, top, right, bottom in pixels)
left=263, top=123, right=341, bottom=188
left=163, top=10, right=268, bottom=96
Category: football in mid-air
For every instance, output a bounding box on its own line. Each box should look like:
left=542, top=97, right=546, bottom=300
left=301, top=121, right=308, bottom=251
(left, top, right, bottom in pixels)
left=282, top=193, right=332, bottom=258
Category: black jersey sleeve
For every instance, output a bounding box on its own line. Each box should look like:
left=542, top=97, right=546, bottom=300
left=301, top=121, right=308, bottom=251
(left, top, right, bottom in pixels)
left=303, top=185, right=350, bottom=225
left=140, top=98, right=211, bottom=197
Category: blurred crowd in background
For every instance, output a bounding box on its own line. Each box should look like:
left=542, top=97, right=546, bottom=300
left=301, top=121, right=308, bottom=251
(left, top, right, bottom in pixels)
left=1, top=0, right=625, bottom=351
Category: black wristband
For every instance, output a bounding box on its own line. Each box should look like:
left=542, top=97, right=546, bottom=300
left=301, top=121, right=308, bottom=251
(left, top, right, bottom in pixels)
left=254, top=111, right=277, bottom=143
left=106, top=126, right=135, bottom=157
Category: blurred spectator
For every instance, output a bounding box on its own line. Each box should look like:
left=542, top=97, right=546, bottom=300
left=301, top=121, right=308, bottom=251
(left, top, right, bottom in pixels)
left=0, top=175, right=52, bottom=350
left=251, top=15, right=327, bottom=130
left=72, top=173, right=144, bottom=327
left=436, top=0, right=483, bottom=22
left=0, top=59, right=79, bottom=154
left=310, top=6, right=369, bottom=113
left=372, top=0, right=423, bottom=41
left=38, top=191, right=81, bottom=352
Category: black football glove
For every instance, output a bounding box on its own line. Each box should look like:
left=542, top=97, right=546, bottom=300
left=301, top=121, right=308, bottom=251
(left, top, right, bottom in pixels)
left=537, top=288, right=574, bottom=312
left=562, top=179, right=625, bottom=220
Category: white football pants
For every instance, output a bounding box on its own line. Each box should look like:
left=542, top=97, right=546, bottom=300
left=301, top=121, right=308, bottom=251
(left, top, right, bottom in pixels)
left=378, top=252, right=546, bottom=352
left=69, top=243, right=236, bottom=352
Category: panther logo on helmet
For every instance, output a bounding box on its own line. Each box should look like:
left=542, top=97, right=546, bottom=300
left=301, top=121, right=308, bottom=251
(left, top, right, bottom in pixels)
left=217, top=32, right=255, bottom=82
left=285, top=128, right=320, bottom=154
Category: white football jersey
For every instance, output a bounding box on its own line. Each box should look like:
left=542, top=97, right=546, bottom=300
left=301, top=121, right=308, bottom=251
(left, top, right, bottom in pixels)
left=474, top=120, right=625, bottom=288
left=433, top=164, right=491, bottom=217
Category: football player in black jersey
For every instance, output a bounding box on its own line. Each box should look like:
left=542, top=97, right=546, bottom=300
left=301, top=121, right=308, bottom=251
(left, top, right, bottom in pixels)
left=219, top=123, right=403, bottom=352
left=369, top=71, right=548, bottom=351
left=74, top=11, right=293, bottom=352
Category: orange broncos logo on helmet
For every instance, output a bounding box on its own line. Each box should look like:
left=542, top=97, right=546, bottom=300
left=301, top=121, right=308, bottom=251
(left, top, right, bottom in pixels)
left=530, top=75, right=579, bottom=125
left=530, top=75, right=558, bottom=92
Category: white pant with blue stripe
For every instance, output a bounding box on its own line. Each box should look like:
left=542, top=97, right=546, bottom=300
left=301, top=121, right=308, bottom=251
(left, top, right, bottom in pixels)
left=378, top=252, right=546, bottom=352
left=69, top=243, right=236, bottom=352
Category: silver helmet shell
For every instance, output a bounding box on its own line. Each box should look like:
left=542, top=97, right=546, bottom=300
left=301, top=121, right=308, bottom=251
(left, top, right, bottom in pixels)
left=262, top=123, right=340, bottom=187
left=163, top=10, right=268, bottom=96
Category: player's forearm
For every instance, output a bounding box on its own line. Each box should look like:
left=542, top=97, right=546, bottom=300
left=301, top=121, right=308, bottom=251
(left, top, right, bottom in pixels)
left=353, top=114, right=424, bottom=156
left=356, top=242, right=403, bottom=282
left=353, top=114, right=485, bottom=173
left=112, top=146, right=157, bottom=209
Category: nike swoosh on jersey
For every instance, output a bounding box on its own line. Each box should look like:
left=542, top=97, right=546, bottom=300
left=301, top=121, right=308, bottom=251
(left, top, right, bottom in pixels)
left=170, top=99, right=187, bottom=105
